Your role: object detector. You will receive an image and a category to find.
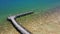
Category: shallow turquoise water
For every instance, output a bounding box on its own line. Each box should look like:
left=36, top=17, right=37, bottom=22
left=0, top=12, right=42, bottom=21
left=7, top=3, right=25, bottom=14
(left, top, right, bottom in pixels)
left=0, top=0, right=60, bottom=21
left=0, top=0, right=60, bottom=34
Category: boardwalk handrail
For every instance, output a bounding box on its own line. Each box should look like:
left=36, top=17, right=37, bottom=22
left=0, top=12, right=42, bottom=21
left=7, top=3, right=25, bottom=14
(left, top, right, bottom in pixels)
left=7, top=11, right=33, bottom=34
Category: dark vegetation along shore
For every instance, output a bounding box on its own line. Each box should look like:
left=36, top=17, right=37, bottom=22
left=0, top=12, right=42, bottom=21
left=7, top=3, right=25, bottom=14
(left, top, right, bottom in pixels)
left=0, top=7, right=60, bottom=34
